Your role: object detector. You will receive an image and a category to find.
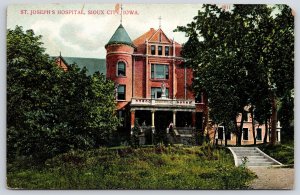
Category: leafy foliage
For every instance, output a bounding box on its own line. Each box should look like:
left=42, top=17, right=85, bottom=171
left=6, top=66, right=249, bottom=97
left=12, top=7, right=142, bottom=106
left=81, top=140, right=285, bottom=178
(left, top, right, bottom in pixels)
left=130, top=119, right=141, bottom=148
left=259, top=142, right=294, bottom=165
left=176, top=5, right=294, bottom=144
left=7, top=26, right=120, bottom=162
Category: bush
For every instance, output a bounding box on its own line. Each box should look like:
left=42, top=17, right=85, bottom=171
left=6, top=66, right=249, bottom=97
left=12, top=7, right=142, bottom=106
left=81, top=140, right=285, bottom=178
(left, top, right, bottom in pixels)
left=259, top=143, right=294, bottom=165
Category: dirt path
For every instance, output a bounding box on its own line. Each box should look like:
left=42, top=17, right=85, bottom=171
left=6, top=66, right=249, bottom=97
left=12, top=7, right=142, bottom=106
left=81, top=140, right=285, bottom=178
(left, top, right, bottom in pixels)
left=248, top=167, right=294, bottom=189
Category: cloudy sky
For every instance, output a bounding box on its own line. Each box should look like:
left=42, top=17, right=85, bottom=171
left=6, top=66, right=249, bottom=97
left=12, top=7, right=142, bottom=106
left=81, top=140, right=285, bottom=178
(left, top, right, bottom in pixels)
left=7, top=3, right=207, bottom=58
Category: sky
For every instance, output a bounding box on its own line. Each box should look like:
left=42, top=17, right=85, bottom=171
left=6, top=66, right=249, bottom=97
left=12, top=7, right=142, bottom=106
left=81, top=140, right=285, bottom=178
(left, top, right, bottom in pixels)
left=7, top=3, right=206, bottom=58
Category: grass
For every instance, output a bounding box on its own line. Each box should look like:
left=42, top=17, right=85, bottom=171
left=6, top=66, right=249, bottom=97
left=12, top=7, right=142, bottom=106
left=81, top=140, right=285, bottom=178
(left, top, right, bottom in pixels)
left=258, top=142, right=294, bottom=165
left=7, top=145, right=256, bottom=189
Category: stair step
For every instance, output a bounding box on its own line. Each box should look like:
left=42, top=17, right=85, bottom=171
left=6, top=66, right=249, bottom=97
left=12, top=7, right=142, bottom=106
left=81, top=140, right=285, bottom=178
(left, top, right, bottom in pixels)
left=228, top=147, right=282, bottom=167
left=245, top=162, right=276, bottom=166
left=236, top=156, right=266, bottom=160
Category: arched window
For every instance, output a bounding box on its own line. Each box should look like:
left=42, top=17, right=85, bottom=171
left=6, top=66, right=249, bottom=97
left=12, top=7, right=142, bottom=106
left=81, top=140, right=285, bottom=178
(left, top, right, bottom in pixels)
left=117, top=61, right=126, bottom=76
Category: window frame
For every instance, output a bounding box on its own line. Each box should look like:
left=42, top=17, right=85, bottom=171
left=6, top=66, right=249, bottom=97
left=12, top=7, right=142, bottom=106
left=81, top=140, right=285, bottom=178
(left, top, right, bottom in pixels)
left=116, top=61, right=126, bottom=77
left=151, top=64, right=169, bottom=80
left=242, top=128, right=249, bottom=140
left=165, top=46, right=170, bottom=56
left=256, top=128, right=262, bottom=141
left=217, top=126, right=224, bottom=140
left=158, top=46, right=163, bottom=55
left=117, top=85, right=126, bottom=100
left=151, top=87, right=169, bottom=99
left=151, top=45, right=156, bottom=55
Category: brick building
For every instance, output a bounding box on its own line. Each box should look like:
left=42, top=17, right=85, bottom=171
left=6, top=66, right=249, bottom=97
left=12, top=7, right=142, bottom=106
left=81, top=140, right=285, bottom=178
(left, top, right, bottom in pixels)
left=104, top=24, right=207, bottom=144
left=55, top=23, right=280, bottom=145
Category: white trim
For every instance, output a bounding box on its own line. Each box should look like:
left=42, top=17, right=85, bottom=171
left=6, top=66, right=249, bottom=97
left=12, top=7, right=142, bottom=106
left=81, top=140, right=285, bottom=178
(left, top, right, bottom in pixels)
left=228, top=147, right=239, bottom=166
left=216, top=126, right=224, bottom=140
left=106, top=51, right=132, bottom=55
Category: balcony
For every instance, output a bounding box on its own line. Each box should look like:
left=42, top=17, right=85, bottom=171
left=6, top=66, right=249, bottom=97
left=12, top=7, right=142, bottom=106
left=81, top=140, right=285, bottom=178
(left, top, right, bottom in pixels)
left=131, top=98, right=195, bottom=107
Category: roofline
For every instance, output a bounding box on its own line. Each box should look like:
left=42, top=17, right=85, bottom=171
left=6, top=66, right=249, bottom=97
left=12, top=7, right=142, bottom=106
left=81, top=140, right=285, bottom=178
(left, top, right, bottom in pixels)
left=148, top=28, right=172, bottom=43
left=105, top=41, right=137, bottom=49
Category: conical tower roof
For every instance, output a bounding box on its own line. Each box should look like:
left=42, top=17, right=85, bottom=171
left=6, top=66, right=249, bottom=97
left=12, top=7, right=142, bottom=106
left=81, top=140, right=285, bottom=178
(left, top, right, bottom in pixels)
left=105, top=24, right=135, bottom=48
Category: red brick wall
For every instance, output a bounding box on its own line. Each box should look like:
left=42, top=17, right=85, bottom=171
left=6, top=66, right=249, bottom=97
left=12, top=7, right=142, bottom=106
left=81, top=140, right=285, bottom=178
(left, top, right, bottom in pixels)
left=133, top=59, right=145, bottom=98
left=106, top=44, right=134, bottom=110
left=147, top=57, right=174, bottom=98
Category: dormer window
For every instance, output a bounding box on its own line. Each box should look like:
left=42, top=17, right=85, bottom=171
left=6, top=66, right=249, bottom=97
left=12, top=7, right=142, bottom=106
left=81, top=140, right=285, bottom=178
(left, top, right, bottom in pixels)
left=151, top=45, right=156, bottom=55
left=117, top=61, right=126, bottom=76
left=158, top=46, right=162, bottom=55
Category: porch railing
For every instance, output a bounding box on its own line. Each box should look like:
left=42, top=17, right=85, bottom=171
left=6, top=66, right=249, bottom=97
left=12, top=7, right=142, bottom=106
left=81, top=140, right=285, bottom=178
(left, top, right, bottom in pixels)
left=131, top=98, right=195, bottom=106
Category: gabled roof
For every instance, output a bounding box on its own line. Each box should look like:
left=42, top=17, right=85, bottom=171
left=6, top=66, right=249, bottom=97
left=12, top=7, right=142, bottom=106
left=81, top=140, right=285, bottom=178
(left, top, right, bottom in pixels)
left=105, top=24, right=135, bottom=48
left=133, top=28, right=172, bottom=45
left=53, top=56, right=106, bottom=75
left=148, top=28, right=172, bottom=43
left=133, top=28, right=157, bottom=46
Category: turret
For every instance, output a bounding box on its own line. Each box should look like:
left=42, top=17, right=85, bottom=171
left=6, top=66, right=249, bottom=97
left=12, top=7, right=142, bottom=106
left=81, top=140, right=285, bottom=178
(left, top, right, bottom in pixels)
left=105, top=24, right=136, bottom=109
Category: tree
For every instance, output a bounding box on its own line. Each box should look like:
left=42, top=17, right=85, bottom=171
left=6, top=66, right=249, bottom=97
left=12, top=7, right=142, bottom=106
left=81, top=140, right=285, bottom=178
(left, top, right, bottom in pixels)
left=7, top=26, right=65, bottom=160
left=7, top=26, right=120, bottom=162
left=176, top=4, right=294, bottom=146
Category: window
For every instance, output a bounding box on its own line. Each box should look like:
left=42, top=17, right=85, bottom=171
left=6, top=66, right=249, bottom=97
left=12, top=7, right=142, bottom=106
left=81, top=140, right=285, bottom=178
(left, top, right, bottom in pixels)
left=117, top=85, right=126, bottom=100
left=256, top=128, right=262, bottom=140
left=165, top=46, right=169, bottom=56
left=243, top=128, right=249, bottom=140
left=158, top=46, right=162, bottom=55
left=217, top=127, right=224, bottom=140
left=195, top=92, right=204, bottom=103
left=151, top=45, right=156, bottom=55
left=151, top=87, right=169, bottom=99
left=117, top=61, right=126, bottom=76
left=151, top=64, right=169, bottom=79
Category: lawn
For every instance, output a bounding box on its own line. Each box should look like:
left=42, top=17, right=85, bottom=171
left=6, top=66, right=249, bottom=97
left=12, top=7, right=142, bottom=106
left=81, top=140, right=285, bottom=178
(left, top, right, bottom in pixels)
left=7, top=145, right=256, bottom=189
left=259, top=142, right=294, bottom=165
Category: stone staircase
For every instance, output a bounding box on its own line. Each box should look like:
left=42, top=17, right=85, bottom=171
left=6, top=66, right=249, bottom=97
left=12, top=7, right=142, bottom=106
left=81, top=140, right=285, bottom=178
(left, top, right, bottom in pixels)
left=172, top=128, right=194, bottom=145
left=228, top=147, right=282, bottom=167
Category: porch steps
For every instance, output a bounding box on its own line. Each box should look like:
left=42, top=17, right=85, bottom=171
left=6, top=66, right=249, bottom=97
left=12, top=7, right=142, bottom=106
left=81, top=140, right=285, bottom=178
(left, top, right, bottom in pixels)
left=228, top=147, right=283, bottom=167
left=173, top=128, right=194, bottom=145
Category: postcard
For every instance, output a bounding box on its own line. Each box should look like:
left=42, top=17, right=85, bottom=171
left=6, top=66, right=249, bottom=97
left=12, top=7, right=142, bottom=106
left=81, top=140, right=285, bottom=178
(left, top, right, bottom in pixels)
left=6, top=3, right=294, bottom=190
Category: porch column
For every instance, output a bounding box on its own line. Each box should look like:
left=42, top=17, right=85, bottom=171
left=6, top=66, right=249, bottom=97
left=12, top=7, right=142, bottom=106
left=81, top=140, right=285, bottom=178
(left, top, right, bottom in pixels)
left=131, top=110, right=135, bottom=128
left=192, top=111, right=196, bottom=127
left=173, top=110, right=177, bottom=127
left=151, top=110, right=155, bottom=128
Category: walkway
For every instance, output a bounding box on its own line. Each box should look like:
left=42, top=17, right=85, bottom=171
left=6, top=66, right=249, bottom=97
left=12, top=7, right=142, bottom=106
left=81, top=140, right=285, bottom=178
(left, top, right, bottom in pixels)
left=248, top=167, right=294, bottom=189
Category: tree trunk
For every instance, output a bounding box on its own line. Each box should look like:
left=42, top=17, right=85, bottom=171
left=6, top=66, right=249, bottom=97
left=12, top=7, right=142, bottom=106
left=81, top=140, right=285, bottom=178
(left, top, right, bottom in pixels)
left=250, top=108, right=256, bottom=145
left=237, top=112, right=244, bottom=146
left=270, top=95, right=277, bottom=145
left=263, top=117, right=268, bottom=144
left=235, top=115, right=243, bottom=146
left=213, top=124, right=218, bottom=145
left=224, top=125, right=228, bottom=146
